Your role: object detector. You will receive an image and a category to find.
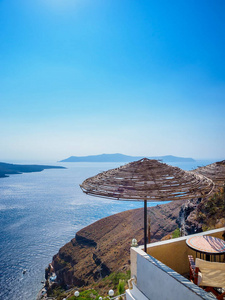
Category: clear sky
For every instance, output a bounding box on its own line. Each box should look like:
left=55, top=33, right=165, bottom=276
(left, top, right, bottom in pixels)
left=0, top=0, right=224, bottom=161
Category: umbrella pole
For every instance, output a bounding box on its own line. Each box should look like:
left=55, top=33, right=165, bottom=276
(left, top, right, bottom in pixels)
left=144, top=199, right=147, bottom=252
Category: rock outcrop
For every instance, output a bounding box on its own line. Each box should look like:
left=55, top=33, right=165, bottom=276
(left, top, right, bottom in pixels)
left=177, top=198, right=203, bottom=236
left=51, top=200, right=183, bottom=289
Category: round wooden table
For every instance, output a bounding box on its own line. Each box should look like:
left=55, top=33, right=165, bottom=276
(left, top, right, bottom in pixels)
left=186, top=235, right=225, bottom=261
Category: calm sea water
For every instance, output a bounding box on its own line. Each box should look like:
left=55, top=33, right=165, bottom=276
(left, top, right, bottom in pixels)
left=0, top=159, right=218, bottom=300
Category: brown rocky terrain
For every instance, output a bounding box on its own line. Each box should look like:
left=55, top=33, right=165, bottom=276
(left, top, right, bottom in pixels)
left=51, top=199, right=189, bottom=289
left=47, top=189, right=224, bottom=297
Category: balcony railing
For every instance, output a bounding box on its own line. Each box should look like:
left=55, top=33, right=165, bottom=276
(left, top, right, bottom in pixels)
left=127, top=227, right=225, bottom=300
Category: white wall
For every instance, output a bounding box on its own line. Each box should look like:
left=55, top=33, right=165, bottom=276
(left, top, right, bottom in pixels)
left=130, top=247, right=216, bottom=300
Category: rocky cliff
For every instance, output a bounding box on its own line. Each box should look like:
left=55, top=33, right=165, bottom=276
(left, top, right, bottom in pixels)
left=51, top=200, right=184, bottom=289
left=49, top=188, right=225, bottom=294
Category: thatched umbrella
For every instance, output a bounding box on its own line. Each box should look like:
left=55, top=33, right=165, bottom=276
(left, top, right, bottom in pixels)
left=194, top=160, right=225, bottom=187
left=80, top=158, right=214, bottom=252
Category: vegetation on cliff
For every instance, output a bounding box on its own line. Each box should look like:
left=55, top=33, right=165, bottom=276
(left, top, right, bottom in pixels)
left=44, top=201, right=182, bottom=299
left=47, top=271, right=130, bottom=300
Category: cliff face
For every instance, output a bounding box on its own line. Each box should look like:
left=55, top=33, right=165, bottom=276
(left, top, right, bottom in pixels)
left=51, top=189, right=225, bottom=290
left=49, top=160, right=225, bottom=292
left=52, top=200, right=183, bottom=288
left=176, top=198, right=202, bottom=236
left=177, top=188, right=225, bottom=235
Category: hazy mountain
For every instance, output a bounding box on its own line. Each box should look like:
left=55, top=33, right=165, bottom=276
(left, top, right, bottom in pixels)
left=60, top=153, right=195, bottom=163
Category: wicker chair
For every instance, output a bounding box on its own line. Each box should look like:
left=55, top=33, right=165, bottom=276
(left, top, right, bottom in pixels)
left=188, top=255, right=196, bottom=282
left=188, top=256, right=225, bottom=300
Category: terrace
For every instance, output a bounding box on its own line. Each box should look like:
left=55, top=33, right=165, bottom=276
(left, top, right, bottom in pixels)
left=126, top=227, right=225, bottom=300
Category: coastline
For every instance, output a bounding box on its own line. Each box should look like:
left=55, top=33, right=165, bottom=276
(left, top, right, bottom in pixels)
left=0, top=162, right=66, bottom=178
left=0, top=159, right=221, bottom=300
left=39, top=200, right=187, bottom=298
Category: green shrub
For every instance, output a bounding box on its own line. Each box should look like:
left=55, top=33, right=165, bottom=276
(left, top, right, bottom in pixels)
left=172, top=228, right=181, bottom=238
left=67, top=289, right=100, bottom=300
left=117, top=279, right=125, bottom=296
left=102, top=270, right=130, bottom=289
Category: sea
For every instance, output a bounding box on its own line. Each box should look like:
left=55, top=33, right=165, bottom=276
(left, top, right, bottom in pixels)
left=0, top=159, right=219, bottom=300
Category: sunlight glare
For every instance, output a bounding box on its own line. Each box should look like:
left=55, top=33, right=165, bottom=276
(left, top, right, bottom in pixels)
left=40, top=0, right=83, bottom=13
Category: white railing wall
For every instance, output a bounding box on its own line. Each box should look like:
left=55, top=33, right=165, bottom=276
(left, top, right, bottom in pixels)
left=127, top=227, right=225, bottom=300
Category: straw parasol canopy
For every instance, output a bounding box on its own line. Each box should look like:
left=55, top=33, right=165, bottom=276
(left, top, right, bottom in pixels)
left=80, top=158, right=214, bottom=252
left=194, top=160, right=225, bottom=187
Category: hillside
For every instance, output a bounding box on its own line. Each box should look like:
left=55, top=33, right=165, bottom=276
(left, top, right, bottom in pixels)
left=60, top=153, right=195, bottom=163
left=45, top=189, right=225, bottom=298
left=0, top=162, right=65, bottom=178
left=49, top=200, right=186, bottom=290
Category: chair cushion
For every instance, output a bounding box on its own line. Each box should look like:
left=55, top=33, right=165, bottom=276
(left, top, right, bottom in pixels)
left=196, top=258, right=225, bottom=288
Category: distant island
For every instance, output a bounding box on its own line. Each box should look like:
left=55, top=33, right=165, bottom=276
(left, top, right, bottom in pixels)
left=0, top=162, right=66, bottom=179
left=60, top=153, right=195, bottom=163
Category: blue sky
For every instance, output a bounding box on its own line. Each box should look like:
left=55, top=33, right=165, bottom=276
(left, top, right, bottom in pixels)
left=0, top=0, right=224, bottom=161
